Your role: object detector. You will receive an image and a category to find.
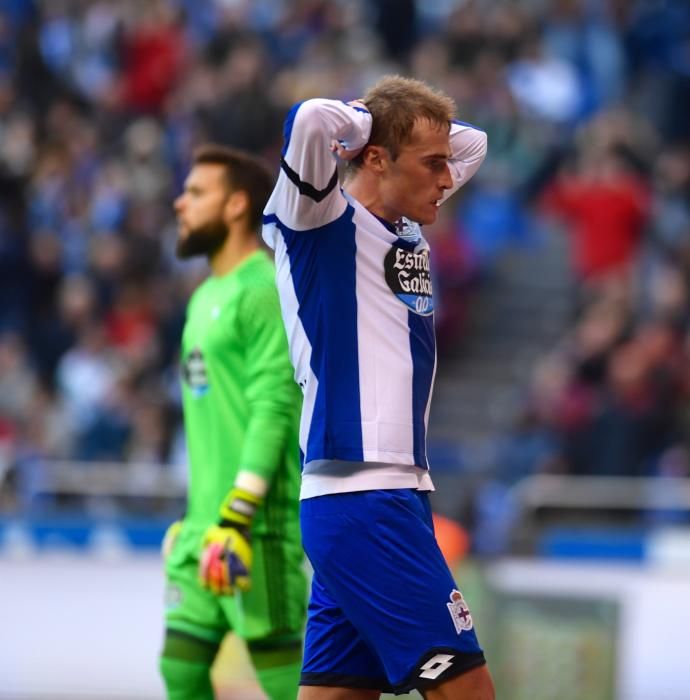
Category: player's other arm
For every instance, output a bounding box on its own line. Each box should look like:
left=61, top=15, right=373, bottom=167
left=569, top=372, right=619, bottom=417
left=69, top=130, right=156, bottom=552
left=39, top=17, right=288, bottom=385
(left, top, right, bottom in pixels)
left=270, top=98, right=372, bottom=230
left=236, top=280, right=298, bottom=486
left=438, top=120, right=488, bottom=206
left=199, top=282, right=298, bottom=595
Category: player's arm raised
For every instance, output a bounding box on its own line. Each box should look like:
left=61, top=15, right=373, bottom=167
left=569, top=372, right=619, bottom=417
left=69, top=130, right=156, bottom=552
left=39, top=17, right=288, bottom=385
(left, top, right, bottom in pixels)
left=269, top=98, right=372, bottom=230
left=437, top=120, right=488, bottom=206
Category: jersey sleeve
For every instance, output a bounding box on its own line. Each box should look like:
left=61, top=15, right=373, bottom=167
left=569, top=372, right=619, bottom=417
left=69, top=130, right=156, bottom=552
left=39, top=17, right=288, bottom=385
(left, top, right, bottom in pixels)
left=265, top=99, right=372, bottom=233
left=438, top=120, right=488, bottom=206
left=236, top=280, right=299, bottom=483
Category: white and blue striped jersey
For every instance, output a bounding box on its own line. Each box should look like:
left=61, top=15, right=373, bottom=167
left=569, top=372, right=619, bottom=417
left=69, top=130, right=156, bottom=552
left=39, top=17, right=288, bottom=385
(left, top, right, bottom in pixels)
left=262, top=99, right=487, bottom=499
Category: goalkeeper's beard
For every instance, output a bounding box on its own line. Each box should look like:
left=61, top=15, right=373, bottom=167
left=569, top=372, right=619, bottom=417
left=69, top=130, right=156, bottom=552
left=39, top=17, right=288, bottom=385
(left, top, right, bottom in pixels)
left=176, top=218, right=229, bottom=259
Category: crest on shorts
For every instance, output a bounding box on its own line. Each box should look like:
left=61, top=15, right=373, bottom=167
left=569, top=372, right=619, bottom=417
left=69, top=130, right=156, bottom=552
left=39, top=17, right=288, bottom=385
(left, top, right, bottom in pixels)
left=446, top=589, right=473, bottom=634
left=165, top=583, right=183, bottom=609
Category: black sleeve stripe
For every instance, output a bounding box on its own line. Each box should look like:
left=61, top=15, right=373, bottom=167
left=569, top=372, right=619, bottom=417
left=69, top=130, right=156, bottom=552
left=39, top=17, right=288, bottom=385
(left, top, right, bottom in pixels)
left=280, top=157, right=339, bottom=202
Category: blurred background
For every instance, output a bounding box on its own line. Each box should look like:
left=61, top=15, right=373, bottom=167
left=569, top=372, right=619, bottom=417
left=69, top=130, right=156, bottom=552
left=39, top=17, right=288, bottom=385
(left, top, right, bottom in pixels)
left=1, top=0, right=690, bottom=698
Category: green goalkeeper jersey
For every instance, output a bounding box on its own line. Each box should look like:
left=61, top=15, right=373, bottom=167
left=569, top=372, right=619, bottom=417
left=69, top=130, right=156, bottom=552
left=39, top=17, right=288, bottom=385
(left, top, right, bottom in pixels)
left=178, top=250, right=301, bottom=541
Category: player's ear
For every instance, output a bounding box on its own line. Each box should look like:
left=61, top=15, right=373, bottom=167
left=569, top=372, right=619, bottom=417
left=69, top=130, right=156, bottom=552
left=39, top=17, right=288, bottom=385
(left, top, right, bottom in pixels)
left=224, top=190, right=249, bottom=223
left=361, top=145, right=388, bottom=175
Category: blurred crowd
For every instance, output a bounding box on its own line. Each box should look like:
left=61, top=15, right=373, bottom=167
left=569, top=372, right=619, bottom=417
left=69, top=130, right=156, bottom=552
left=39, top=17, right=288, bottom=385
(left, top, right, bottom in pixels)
left=0, top=0, right=689, bottom=525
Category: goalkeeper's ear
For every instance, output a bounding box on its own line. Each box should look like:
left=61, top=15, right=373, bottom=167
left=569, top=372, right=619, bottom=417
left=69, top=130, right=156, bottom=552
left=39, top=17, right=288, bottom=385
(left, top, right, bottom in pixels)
left=224, top=189, right=250, bottom=225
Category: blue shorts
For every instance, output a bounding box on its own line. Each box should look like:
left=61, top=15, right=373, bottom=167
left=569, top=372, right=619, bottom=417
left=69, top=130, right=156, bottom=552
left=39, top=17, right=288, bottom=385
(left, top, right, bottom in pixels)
left=300, top=489, right=486, bottom=694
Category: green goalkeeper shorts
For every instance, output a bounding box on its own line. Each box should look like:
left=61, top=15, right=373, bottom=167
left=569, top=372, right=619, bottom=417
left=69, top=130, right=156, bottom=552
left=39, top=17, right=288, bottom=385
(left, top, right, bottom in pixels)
left=164, top=531, right=307, bottom=645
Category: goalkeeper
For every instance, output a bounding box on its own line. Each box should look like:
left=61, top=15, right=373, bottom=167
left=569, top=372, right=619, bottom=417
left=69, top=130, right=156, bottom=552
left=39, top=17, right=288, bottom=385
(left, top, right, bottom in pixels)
left=160, top=144, right=306, bottom=700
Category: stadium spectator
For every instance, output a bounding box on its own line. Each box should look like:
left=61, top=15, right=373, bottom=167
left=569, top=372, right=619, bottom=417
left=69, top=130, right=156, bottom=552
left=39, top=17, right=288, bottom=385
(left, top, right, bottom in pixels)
left=0, top=1, right=688, bottom=557
left=540, top=139, right=652, bottom=298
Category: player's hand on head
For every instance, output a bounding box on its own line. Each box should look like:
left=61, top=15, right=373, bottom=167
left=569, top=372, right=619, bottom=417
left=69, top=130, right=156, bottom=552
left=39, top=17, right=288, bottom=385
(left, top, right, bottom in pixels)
left=330, top=140, right=363, bottom=161
left=199, top=523, right=252, bottom=595
left=330, top=100, right=370, bottom=161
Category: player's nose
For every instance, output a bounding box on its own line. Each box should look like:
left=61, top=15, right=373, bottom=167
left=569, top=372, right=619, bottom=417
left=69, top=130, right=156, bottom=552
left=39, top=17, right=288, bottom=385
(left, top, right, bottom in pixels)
left=439, top=163, right=452, bottom=190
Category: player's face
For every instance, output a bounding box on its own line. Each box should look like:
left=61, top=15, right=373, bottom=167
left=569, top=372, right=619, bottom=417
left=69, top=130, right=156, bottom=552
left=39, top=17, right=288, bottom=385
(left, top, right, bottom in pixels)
left=380, top=119, right=453, bottom=226
left=174, top=164, right=230, bottom=258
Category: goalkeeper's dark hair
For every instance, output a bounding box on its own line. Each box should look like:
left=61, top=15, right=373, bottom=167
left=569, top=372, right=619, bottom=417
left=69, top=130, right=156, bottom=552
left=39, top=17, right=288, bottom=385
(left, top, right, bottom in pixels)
left=193, top=144, right=274, bottom=231
left=347, top=75, right=456, bottom=175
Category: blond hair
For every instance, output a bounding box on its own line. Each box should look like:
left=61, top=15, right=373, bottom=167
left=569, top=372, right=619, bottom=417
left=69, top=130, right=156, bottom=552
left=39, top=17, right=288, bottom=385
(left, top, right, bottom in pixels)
left=351, top=75, right=456, bottom=169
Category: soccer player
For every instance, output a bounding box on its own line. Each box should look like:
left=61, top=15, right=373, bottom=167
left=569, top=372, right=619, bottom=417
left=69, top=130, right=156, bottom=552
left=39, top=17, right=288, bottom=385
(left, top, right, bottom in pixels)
left=160, top=145, right=306, bottom=700
left=262, top=76, right=495, bottom=699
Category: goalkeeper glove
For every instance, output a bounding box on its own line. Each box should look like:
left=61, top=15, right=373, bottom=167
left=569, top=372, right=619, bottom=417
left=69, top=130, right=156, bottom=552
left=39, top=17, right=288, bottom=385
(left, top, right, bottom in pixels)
left=199, top=485, right=263, bottom=595
left=161, top=520, right=182, bottom=559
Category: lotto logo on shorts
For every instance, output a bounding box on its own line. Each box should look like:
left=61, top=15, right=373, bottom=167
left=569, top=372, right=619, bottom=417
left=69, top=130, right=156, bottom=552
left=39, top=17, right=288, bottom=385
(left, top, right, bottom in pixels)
left=419, top=653, right=455, bottom=680
left=446, top=589, right=473, bottom=634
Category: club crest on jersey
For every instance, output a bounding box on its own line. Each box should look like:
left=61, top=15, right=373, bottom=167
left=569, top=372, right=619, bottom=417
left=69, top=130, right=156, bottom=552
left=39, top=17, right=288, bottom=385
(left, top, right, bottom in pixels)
left=182, top=346, right=210, bottom=397
left=447, top=589, right=473, bottom=634
left=384, top=242, right=434, bottom=316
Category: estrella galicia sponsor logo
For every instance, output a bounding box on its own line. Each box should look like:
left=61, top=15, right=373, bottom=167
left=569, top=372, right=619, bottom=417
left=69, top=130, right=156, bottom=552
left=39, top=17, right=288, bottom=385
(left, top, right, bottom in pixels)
left=182, top=346, right=209, bottom=397
left=384, top=243, right=434, bottom=315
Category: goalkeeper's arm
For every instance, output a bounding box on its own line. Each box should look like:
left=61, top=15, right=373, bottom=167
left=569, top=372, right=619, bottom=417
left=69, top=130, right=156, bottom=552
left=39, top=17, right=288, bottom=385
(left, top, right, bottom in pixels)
left=199, top=471, right=268, bottom=595
left=199, top=277, right=298, bottom=596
